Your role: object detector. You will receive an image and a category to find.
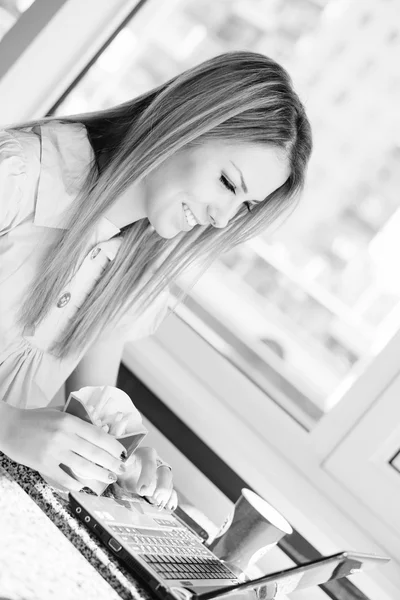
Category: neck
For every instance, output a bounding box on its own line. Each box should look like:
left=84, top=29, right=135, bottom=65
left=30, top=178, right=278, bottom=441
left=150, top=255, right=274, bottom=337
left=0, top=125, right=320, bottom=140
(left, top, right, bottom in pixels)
left=103, top=180, right=147, bottom=229
left=97, top=151, right=147, bottom=229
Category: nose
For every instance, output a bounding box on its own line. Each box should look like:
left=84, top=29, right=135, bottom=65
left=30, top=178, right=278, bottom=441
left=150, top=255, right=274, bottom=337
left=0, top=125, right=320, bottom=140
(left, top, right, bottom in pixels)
left=208, top=201, right=240, bottom=229
left=209, top=212, right=228, bottom=229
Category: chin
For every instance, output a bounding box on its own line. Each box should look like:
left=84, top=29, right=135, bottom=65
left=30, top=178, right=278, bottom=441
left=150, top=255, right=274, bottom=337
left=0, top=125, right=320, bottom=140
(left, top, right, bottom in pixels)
left=152, top=222, right=180, bottom=239
left=159, top=231, right=178, bottom=239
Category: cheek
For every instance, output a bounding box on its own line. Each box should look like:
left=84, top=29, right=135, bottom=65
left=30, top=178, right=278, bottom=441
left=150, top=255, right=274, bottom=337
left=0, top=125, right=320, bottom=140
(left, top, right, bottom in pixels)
left=144, top=150, right=214, bottom=222
left=144, top=171, right=175, bottom=217
left=148, top=157, right=189, bottom=198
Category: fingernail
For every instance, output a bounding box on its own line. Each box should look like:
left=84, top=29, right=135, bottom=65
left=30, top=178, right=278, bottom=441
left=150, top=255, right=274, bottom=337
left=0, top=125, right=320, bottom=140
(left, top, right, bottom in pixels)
left=120, top=450, right=127, bottom=461
left=118, top=463, right=127, bottom=474
left=139, top=485, right=149, bottom=495
left=108, top=473, right=117, bottom=481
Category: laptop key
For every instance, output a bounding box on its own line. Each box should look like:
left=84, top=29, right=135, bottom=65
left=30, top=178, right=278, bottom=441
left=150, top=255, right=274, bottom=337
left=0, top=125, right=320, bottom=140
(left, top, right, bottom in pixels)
left=143, top=554, right=156, bottom=562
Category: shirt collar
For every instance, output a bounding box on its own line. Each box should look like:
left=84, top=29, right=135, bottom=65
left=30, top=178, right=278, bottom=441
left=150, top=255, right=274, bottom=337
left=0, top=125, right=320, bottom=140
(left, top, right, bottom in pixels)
left=98, top=236, right=123, bottom=261
left=33, top=120, right=120, bottom=242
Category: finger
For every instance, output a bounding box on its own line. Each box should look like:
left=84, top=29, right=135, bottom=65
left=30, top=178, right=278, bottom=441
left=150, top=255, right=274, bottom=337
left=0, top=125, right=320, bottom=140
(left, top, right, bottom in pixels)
left=152, top=467, right=173, bottom=508
left=116, top=453, right=142, bottom=492
left=155, top=487, right=174, bottom=511
left=151, top=489, right=174, bottom=511
left=165, top=489, right=178, bottom=511
left=54, top=468, right=85, bottom=492
left=101, top=414, right=116, bottom=430
left=71, top=417, right=127, bottom=460
left=71, top=437, right=125, bottom=475
left=135, top=447, right=158, bottom=496
left=67, top=452, right=119, bottom=484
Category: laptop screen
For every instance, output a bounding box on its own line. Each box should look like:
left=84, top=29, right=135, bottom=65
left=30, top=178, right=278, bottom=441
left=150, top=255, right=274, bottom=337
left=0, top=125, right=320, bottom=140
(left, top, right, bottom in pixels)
left=196, top=552, right=390, bottom=600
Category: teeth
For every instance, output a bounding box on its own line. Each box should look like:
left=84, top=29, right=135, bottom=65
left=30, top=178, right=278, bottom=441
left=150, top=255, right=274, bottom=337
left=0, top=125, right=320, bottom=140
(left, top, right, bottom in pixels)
left=183, top=203, right=197, bottom=227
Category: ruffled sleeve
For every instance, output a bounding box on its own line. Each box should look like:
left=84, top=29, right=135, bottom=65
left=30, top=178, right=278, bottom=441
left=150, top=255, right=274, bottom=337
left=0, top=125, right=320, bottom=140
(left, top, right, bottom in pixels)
left=0, top=128, right=39, bottom=236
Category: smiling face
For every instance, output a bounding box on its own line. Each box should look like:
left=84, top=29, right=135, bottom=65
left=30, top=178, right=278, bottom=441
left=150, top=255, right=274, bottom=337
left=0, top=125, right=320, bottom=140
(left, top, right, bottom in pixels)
left=142, top=140, right=290, bottom=239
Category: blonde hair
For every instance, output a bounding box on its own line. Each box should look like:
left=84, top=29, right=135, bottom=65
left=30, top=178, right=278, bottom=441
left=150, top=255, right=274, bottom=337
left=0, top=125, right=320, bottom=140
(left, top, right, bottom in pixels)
left=17, top=51, right=312, bottom=357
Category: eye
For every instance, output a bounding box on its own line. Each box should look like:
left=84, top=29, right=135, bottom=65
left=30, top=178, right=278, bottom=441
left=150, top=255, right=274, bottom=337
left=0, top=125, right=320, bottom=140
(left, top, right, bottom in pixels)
left=220, top=174, right=236, bottom=195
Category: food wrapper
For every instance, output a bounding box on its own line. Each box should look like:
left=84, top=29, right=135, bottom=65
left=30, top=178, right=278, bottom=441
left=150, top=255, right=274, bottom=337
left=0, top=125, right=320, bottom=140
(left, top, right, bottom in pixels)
left=61, top=385, right=147, bottom=495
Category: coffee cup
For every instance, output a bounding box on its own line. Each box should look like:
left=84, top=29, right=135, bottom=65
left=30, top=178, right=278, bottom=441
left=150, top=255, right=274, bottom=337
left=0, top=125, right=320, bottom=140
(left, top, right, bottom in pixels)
left=207, top=489, right=292, bottom=577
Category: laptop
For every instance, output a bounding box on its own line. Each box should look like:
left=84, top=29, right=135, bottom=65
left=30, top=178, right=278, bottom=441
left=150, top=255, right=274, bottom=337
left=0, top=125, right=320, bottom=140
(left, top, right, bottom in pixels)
left=69, top=491, right=390, bottom=600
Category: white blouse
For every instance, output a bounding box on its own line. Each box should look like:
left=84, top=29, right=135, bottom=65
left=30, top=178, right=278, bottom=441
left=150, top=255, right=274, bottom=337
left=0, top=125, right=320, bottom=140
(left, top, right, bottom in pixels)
left=0, top=120, right=169, bottom=408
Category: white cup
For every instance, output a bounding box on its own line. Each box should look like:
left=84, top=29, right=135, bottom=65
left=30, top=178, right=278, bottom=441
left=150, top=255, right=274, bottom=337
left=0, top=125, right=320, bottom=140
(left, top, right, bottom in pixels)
left=207, top=489, right=293, bottom=577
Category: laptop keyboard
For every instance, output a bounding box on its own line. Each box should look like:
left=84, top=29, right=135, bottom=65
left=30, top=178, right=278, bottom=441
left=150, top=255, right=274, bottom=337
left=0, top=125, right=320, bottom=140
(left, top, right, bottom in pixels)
left=109, top=525, right=235, bottom=580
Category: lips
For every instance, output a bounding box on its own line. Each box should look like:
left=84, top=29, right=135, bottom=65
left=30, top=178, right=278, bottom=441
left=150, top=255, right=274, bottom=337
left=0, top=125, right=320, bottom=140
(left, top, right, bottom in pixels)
left=182, top=203, right=210, bottom=228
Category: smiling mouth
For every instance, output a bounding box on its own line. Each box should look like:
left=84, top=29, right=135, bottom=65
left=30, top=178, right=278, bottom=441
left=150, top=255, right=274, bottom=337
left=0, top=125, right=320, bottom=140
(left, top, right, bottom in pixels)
left=183, top=203, right=198, bottom=227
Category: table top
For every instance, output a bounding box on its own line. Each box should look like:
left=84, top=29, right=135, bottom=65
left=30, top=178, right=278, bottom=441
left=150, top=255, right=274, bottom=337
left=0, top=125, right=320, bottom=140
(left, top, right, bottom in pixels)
left=0, top=453, right=155, bottom=600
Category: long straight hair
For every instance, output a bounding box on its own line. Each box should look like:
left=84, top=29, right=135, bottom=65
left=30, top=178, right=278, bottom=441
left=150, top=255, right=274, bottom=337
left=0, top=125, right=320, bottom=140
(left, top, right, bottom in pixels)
left=17, top=51, right=312, bottom=358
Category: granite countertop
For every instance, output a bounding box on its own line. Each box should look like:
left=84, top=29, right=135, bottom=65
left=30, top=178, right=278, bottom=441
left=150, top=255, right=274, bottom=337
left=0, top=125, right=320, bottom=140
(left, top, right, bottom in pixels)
left=0, top=453, right=155, bottom=600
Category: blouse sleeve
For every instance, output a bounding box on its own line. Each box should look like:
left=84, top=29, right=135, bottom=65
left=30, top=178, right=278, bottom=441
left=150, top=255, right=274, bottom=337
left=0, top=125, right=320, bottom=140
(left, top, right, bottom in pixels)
left=0, top=129, right=38, bottom=236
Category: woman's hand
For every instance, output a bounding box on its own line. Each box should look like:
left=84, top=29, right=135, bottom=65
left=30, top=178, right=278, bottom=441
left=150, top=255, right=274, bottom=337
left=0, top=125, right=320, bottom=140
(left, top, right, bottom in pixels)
left=117, top=446, right=178, bottom=511
left=2, top=405, right=127, bottom=491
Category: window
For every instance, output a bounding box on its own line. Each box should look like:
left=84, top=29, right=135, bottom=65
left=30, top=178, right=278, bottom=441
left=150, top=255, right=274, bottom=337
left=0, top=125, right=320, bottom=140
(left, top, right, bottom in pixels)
left=0, top=0, right=35, bottom=42
left=52, top=0, right=400, bottom=430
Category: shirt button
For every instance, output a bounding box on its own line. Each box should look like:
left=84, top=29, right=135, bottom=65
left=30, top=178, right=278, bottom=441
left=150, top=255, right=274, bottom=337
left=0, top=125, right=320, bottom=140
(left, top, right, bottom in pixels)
left=57, top=292, right=71, bottom=308
left=90, top=247, right=101, bottom=259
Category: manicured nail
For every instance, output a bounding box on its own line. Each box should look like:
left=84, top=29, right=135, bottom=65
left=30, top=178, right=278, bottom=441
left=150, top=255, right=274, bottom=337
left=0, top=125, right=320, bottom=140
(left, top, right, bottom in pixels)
left=139, top=485, right=149, bottom=495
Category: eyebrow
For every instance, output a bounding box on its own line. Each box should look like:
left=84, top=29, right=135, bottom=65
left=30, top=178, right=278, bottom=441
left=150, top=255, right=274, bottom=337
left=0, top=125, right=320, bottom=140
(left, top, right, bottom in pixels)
left=230, top=160, right=248, bottom=194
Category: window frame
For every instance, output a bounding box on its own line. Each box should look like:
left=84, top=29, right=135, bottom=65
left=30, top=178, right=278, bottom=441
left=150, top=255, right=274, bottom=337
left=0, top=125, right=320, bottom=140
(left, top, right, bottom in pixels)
left=0, top=0, right=144, bottom=124
left=123, top=316, right=400, bottom=599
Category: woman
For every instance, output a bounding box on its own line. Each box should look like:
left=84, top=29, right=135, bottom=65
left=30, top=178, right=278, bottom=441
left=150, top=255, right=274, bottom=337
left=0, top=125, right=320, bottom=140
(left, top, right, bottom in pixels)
left=0, top=51, right=312, bottom=504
